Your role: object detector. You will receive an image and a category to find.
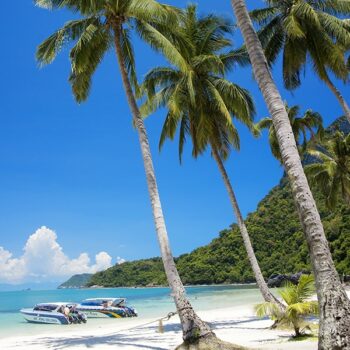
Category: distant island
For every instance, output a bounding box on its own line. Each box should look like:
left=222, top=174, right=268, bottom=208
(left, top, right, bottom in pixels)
left=58, top=273, right=93, bottom=289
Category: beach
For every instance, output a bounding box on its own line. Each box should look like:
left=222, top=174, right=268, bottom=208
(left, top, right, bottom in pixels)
left=0, top=304, right=318, bottom=350
left=0, top=299, right=317, bottom=350
left=1, top=286, right=348, bottom=350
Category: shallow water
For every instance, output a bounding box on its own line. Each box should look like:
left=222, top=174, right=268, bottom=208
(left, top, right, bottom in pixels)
left=0, top=285, right=263, bottom=338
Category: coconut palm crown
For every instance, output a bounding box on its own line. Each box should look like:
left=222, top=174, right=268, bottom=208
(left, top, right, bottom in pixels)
left=256, top=104, right=324, bottom=162
left=141, top=5, right=254, bottom=161
left=250, top=0, right=350, bottom=122
left=306, top=130, right=350, bottom=209
left=36, top=0, right=179, bottom=102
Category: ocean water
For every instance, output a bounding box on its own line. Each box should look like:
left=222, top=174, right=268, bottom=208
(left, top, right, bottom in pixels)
left=0, top=285, right=263, bottom=339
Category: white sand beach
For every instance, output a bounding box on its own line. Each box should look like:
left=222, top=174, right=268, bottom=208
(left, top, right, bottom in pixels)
left=1, top=303, right=319, bottom=350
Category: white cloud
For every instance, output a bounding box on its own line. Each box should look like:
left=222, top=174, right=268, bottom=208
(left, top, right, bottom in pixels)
left=91, top=252, right=113, bottom=272
left=0, top=226, right=119, bottom=284
left=116, top=256, right=126, bottom=265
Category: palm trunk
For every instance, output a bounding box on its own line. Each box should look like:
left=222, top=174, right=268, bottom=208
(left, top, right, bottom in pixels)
left=294, top=325, right=301, bottom=338
left=324, top=75, right=350, bottom=124
left=230, top=1, right=350, bottom=349
left=211, top=148, right=284, bottom=309
left=112, top=22, right=212, bottom=342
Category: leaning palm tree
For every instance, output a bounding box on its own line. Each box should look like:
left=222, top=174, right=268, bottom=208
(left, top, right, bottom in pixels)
left=250, top=0, right=350, bottom=123
left=256, top=104, right=324, bottom=162
left=306, top=130, right=350, bottom=209
left=230, top=0, right=350, bottom=348
left=142, top=5, right=283, bottom=310
left=35, top=0, right=213, bottom=344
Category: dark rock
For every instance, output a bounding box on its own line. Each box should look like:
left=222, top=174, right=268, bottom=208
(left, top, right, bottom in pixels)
left=342, top=275, right=350, bottom=283
left=267, top=272, right=308, bottom=288
left=267, top=274, right=288, bottom=288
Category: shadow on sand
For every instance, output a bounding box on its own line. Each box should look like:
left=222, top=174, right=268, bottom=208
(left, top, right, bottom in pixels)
left=18, top=317, right=280, bottom=349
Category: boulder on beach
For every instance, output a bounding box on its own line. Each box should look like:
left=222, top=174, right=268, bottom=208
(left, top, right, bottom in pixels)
left=267, top=272, right=308, bottom=288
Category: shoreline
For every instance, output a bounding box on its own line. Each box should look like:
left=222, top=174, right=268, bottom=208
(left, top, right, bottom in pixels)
left=1, top=288, right=348, bottom=350
left=61, top=283, right=259, bottom=290
left=6, top=282, right=349, bottom=293
left=1, top=301, right=317, bottom=349
left=3, top=283, right=259, bottom=293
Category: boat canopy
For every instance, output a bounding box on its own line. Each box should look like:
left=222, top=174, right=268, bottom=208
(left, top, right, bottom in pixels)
left=33, top=302, right=77, bottom=311
left=80, top=298, right=126, bottom=307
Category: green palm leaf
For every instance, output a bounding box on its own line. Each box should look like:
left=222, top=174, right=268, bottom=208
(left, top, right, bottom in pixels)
left=306, top=131, right=350, bottom=208
left=141, top=5, right=255, bottom=161
left=255, top=275, right=318, bottom=336
left=250, top=0, right=350, bottom=95
left=256, top=104, right=324, bottom=163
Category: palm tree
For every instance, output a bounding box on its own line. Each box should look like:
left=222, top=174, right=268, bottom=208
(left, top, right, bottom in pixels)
left=35, top=0, right=213, bottom=343
left=256, top=104, right=324, bottom=162
left=255, top=275, right=319, bottom=338
left=250, top=0, right=350, bottom=123
left=230, top=0, right=350, bottom=348
left=142, top=5, right=283, bottom=309
left=305, top=131, right=350, bottom=209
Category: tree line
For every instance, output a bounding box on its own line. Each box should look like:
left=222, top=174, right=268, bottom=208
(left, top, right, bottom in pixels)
left=35, top=1, right=350, bottom=349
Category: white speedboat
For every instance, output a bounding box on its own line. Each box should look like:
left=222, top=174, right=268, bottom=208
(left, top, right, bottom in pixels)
left=76, top=298, right=137, bottom=318
left=20, top=302, right=87, bottom=325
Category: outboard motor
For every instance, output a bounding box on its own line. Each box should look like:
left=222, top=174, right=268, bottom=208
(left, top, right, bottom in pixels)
left=125, top=306, right=138, bottom=317
left=77, top=311, right=87, bottom=323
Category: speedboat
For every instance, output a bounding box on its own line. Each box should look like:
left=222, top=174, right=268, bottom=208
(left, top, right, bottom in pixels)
left=76, top=298, right=138, bottom=318
left=20, top=302, right=87, bottom=325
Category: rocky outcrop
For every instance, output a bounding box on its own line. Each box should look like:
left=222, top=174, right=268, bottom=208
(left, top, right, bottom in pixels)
left=267, top=272, right=308, bottom=288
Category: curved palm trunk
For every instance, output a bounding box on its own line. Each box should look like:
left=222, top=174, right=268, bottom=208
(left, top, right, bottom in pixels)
left=211, top=148, right=284, bottom=309
left=230, top=1, right=350, bottom=349
left=112, top=23, right=212, bottom=342
left=324, top=75, right=350, bottom=124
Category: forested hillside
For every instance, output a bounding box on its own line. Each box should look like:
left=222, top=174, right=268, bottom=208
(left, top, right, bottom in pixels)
left=83, top=118, right=350, bottom=288
left=58, top=273, right=93, bottom=288
left=87, top=180, right=350, bottom=287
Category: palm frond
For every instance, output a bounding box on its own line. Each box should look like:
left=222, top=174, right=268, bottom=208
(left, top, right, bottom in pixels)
left=135, top=21, right=189, bottom=72
left=220, top=48, right=250, bottom=70
left=69, top=25, right=110, bottom=102
left=255, top=302, right=281, bottom=319
left=250, top=7, right=279, bottom=25
left=37, top=17, right=100, bottom=65
left=35, top=0, right=103, bottom=15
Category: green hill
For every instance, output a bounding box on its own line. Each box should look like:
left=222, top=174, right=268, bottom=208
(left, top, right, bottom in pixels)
left=81, top=117, right=350, bottom=288
left=86, top=181, right=350, bottom=287
left=58, top=273, right=93, bottom=289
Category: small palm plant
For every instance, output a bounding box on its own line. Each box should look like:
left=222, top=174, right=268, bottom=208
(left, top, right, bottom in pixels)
left=255, top=275, right=319, bottom=337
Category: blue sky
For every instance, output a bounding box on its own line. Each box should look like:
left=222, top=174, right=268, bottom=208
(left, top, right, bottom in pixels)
left=0, top=1, right=349, bottom=284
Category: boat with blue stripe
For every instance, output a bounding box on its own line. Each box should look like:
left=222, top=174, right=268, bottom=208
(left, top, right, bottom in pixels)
left=20, top=302, right=87, bottom=325
left=76, top=298, right=138, bottom=318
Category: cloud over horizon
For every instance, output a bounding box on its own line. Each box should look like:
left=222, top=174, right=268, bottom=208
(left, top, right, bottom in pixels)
left=0, top=226, right=117, bottom=284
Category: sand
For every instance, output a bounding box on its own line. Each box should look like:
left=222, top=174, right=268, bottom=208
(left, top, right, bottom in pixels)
left=0, top=303, right=318, bottom=350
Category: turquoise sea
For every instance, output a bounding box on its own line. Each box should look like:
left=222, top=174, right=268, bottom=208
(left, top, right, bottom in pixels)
left=0, top=285, right=263, bottom=339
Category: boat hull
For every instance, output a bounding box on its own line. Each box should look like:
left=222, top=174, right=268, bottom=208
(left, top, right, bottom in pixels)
left=79, top=309, right=122, bottom=318
left=76, top=307, right=137, bottom=318
left=20, top=310, right=69, bottom=325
